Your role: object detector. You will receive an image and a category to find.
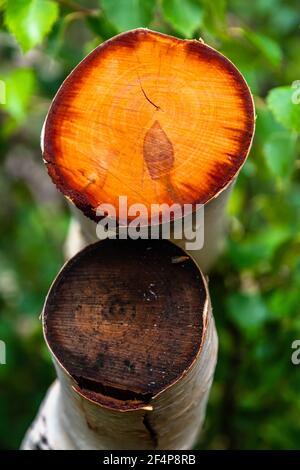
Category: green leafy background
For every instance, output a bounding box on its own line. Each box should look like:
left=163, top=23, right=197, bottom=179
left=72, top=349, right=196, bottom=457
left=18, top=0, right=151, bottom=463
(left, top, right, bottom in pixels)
left=0, top=0, right=300, bottom=449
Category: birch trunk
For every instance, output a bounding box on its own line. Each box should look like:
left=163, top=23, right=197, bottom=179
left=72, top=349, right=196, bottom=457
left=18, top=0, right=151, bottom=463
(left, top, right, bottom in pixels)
left=65, top=181, right=233, bottom=271
left=22, top=239, right=218, bottom=450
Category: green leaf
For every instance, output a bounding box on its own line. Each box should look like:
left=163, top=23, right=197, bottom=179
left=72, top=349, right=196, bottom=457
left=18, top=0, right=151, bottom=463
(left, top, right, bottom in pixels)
left=267, top=86, right=300, bottom=132
left=270, top=5, right=300, bottom=34
left=100, top=0, right=155, bottom=32
left=161, top=0, right=204, bottom=37
left=255, top=105, right=283, bottom=141
left=228, top=227, right=291, bottom=269
left=45, top=17, right=67, bottom=58
left=86, top=14, right=118, bottom=41
left=244, top=30, right=282, bottom=68
left=0, top=68, right=36, bottom=122
left=226, top=293, right=269, bottom=330
left=263, top=131, right=297, bottom=181
left=268, top=289, right=299, bottom=319
left=201, top=0, right=226, bottom=37
left=5, top=0, right=59, bottom=52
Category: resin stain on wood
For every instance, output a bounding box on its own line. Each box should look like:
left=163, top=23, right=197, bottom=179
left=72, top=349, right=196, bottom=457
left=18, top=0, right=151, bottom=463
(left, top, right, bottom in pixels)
left=143, top=121, right=174, bottom=180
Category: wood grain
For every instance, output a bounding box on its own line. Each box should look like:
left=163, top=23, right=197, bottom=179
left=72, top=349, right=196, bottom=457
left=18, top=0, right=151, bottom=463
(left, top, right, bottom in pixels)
left=43, top=239, right=207, bottom=411
left=42, top=28, right=255, bottom=225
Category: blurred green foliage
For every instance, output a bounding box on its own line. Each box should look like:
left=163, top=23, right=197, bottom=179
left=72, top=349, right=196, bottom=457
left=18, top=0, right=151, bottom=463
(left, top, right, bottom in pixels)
left=0, top=0, right=300, bottom=450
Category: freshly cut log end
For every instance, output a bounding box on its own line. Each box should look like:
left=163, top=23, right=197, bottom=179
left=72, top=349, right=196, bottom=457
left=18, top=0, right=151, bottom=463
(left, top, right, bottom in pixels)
left=42, top=28, right=255, bottom=225
left=43, top=239, right=209, bottom=412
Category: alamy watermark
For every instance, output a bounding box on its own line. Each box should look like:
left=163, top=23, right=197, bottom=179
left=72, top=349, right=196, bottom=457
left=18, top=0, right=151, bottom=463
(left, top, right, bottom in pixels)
left=291, top=80, right=300, bottom=105
left=0, top=340, right=6, bottom=365
left=291, top=340, right=300, bottom=365
left=95, top=196, right=204, bottom=251
left=0, top=80, right=6, bottom=105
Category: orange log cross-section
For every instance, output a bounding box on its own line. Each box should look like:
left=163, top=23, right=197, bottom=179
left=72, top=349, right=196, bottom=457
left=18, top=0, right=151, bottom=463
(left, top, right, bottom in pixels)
left=42, top=28, right=255, bottom=227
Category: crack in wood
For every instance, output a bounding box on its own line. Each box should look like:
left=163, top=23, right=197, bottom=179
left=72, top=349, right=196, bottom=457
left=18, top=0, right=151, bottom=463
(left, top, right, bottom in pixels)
left=143, top=412, right=158, bottom=449
left=139, top=81, right=161, bottom=110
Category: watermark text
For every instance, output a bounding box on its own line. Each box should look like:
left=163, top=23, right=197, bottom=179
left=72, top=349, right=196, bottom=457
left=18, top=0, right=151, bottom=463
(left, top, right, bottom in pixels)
left=95, top=196, right=204, bottom=251
left=0, top=80, right=6, bottom=105
left=0, top=340, right=6, bottom=365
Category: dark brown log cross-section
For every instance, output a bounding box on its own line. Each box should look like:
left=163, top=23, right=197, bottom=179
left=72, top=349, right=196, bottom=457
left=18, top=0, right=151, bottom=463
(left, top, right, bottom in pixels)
left=35, top=239, right=218, bottom=449
left=45, top=239, right=206, bottom=409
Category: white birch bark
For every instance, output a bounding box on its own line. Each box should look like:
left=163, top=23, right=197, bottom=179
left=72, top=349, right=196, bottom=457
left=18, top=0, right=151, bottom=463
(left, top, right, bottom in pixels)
left=21, top=296, right=217, bottom=450
left=64, top=183, right=233, bottom=272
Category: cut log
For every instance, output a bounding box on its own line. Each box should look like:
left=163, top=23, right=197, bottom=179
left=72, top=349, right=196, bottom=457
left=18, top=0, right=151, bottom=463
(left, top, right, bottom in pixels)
left=42, top=28, right=255, bottom=271
left=22, top=239, right=218, bottom=450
